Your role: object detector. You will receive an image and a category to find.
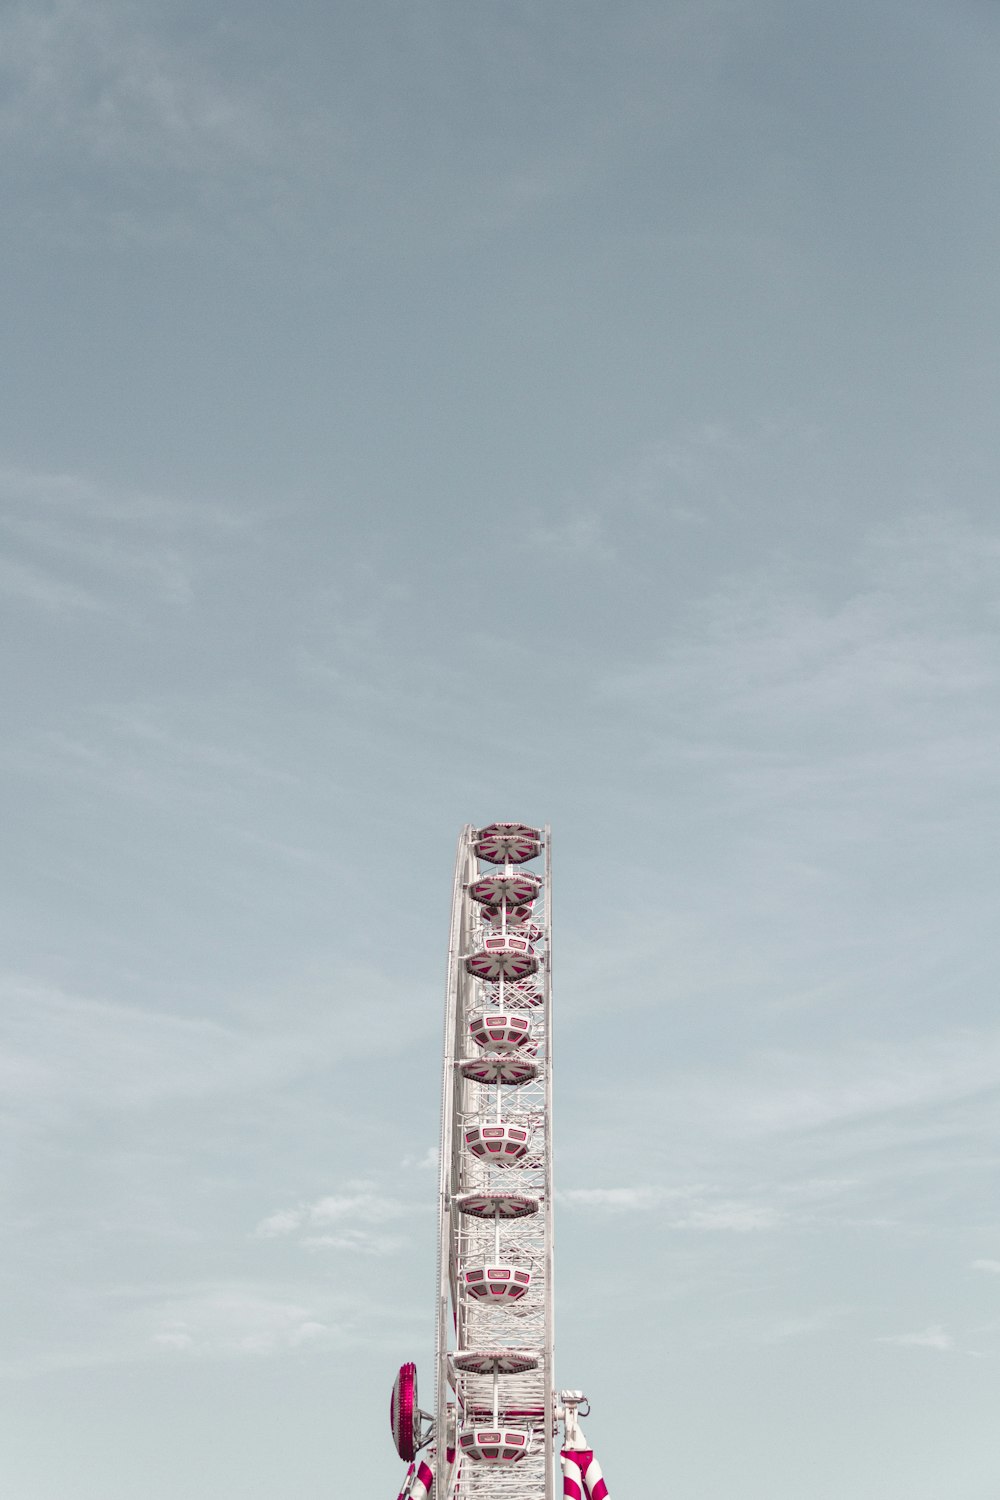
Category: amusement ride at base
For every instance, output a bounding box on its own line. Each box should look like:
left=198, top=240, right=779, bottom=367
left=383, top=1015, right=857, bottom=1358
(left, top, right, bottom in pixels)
left=389, top=823, right=611, bottom=1500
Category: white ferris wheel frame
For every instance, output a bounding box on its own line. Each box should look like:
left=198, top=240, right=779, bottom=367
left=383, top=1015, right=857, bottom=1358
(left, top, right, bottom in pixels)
left=434, top=824, right=556, bottom=1500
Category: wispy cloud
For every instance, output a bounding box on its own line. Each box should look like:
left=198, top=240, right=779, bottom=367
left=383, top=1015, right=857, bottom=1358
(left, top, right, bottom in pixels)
left=0, top=968, right=437, bottom=1126
left=0, top=464, right=259, bottom=613
left=401, top=1146, right=438, bottom=1171
left=877, top=1324, right=954, bottom=1352
left=602, top=570, right=998, bottom=738
left=972, top=1259, right=1000, bottom=1275
left=677, top=1029, right=1000, bottom=1141
left=298, top=1230, right=406, bottom=1254
left=677, top=1201, right=783, bottom=1231
left=759, top=1307, right=848, bottom=1343
left=597, top=509, right=1000, bottom=792
left=558, top=1184, right=782, bottom=1231
left=585, top=1025, right=1000, bottom=1166
left=0, top=464, right=247, bottom=529
left=0, top=1, right=278, bottom=175
left=145, top=1285, right=346, bottom=1357
left=558, top=1185, right=667, bottom=1210
left=553, top=1019, right=1000, bottom=1260
left=254, top=1183, right=425, bottom=1254
left=522, top=508, right=610, bottom=562
left=0, top=1277, right=370, bottom=1377
left=705, top=1305, right=852, bottom=1349
left=0, top=553, right=105, bottom=613
left=255, top=1184, right=413, bottom=1234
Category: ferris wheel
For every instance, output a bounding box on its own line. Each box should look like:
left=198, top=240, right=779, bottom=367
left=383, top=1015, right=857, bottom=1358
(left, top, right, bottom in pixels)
left=389, top=823, right=611, bottom=1500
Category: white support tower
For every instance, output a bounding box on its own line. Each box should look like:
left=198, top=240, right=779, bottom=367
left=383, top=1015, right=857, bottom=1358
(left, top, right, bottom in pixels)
left=389, top=823, right=610, bottom=1500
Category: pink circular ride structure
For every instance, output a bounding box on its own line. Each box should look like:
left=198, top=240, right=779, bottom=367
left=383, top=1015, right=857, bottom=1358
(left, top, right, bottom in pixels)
left=389, top=823, right=612, bottom=1500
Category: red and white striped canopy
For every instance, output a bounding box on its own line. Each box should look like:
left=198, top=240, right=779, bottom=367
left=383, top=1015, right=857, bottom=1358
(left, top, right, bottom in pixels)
left=469, top=870, right=543, bottom=907
left=473, top=823, right=542, bottom=865
left=455, top=1190, right=539, bottom=1219
left=465, top=937, right=538, bottom=982
left=452, top=1348, right=539, bottom=1375
left=460, top=1056, right=538, bottom=1085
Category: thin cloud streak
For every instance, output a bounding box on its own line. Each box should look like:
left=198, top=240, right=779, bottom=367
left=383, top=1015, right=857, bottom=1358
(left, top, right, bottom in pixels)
left=0, top=1275, right=405, bottom=1377
left=876, top=1325, right=954, bottom=1352
left=254, top=1184, right=424, bottom=1244
left=0, top=1, right=279, bottom=171
left=0, top=464, right=272, bottom=614
left=558, top=1185, right=783, bottom=1231
left=0, top=970, right=439, bottom=1122
left=596, top=512, right=1000, bottom=792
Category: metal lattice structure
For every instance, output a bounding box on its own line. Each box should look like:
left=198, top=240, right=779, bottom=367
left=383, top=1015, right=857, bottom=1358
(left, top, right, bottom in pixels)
left=390, top=823, right=610, bottom=1500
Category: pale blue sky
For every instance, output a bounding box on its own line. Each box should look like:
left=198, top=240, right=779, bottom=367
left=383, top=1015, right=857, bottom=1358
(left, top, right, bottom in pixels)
left=3, top=2, right=1000, bottom=1497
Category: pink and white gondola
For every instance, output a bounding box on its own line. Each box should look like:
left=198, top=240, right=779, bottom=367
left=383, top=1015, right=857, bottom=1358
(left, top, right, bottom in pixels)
left=454, top=1193, right=537, bottom=1328
left=465, top=935, right=539, bottom=982
left=464, top=1122, right=531, bottom=1165
left=469, top=1010, right=533, bottom=1051
left=462, top=1265, right=532, bottom=1303
left=458, top=1427, right=531, bottom=1463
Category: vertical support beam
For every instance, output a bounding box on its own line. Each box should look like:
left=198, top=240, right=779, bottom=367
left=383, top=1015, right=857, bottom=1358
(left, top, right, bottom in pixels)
left=436, top=825, right=473, bottom=1498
